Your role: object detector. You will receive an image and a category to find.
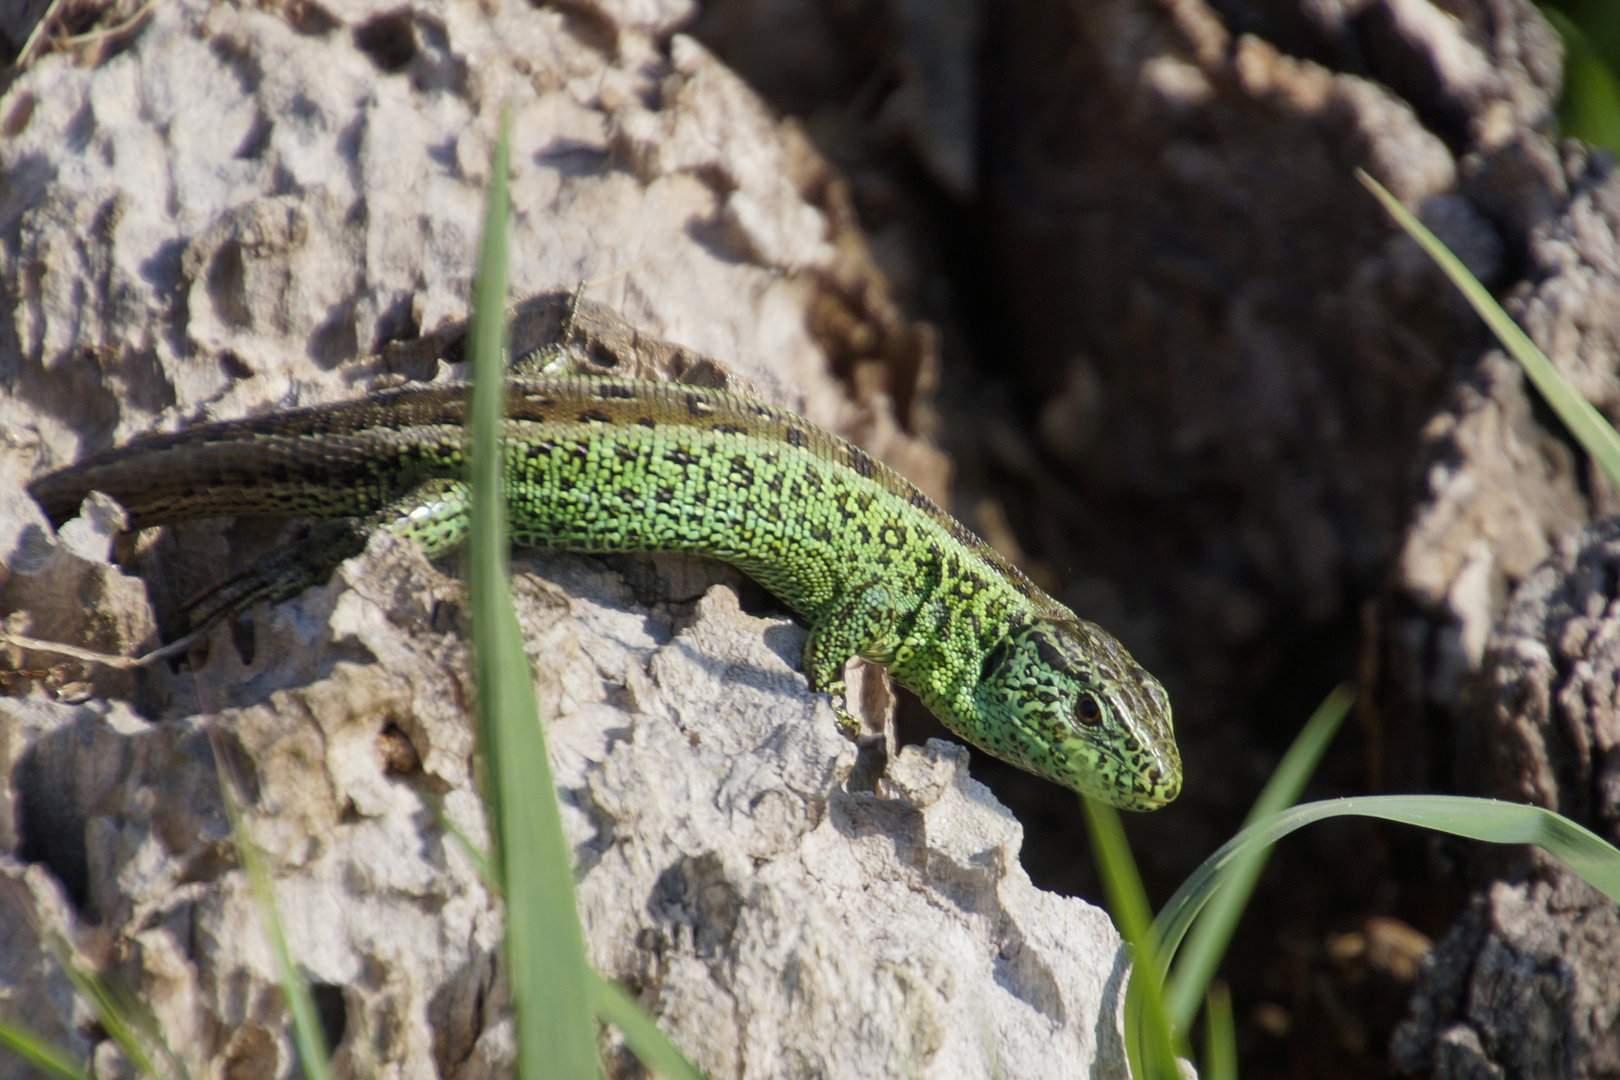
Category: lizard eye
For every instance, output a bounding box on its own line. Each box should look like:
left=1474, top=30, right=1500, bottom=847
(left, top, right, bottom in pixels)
left=1074, top=692, right=1103, bottom=726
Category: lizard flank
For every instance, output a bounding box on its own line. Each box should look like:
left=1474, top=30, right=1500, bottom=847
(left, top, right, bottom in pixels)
left=28, top=376, right=1181, bottom=809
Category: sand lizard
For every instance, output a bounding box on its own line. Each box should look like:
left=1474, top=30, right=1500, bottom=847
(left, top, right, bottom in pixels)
left=26, top=373, right=1181, bottom=809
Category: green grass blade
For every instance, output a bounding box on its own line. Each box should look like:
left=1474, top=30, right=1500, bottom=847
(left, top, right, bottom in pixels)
left=1544, top=6, right=1620, bottom=153
left=44, top=934, right=192, bottom=1080
left=466, top=108, right=599, bottom=1080
left=1164, top=683, right=1354, bottom=1030
left=423, top=806, right=705, bottom=1077
left=1358, top=170, right=1620, bottom=490
left=49, top=957, right=163, bottom=1080
left=587, top=974, right=705, bottom=1080
left=0, top=1020, right=91, bottom=1080
left=1081, top=797, right=1182, bottom=1079
left=469, top=117, right=513, bottom=884
left=421, top=793, right=499, bottom=891
left=1201, top=982, right=1237, bottom=1080
left=1152, top=795, right=1620, bottom=974
left=212, top=745, right=331, bottom=1080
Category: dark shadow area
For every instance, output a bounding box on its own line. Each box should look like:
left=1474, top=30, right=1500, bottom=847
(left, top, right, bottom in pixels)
left=13, top=738, right=92, bottom=912
left=311, top=982, right=348, bottom=1051
left=685, top=0, right=1577, bottom=1073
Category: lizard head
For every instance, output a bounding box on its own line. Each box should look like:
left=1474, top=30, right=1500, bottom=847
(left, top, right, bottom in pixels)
left=970, top=618, right=1180, bottom=810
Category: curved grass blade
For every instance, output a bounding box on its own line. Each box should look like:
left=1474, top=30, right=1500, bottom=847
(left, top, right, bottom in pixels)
left=0, top=1019, right=90, bottom=1080
left=1151, top=795, right=1620, bottom=978
left=213, top=740, right=330, bottom=1080
left=467, top=108, right=599, bottom=1080
left=1358, top=169, right=1620, bottom=489
left=1164, top=683, right=1354, bottom=1030
left=1082, top=796, right=1182, bottom=1079
left=587, top=975, right=705, bottom=1080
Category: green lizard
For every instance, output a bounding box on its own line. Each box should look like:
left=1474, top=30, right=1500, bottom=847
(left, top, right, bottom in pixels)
left=26, top=375, right=1180, bottom=809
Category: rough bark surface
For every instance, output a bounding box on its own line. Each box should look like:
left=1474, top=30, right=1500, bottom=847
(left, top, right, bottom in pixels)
left=969, top=3, right=1620, bottom=1071
left=0, top=0, right=1132, bottom=1077
left=1376, top=150, right=1620, bottom=802
left=1389, top=869, right=1620, bottom=1080
left=1375, top=153, right=1620, bottom=1080
left=1387, top=520, right=1620, bottom=1080
left=1466, top=518, right=1620, bottom=831
left=690, top=0, right=1620, bottom=1076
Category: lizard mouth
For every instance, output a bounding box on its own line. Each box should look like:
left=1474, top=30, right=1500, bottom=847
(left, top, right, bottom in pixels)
left=1084, top=750, right=1181, bottom=810
left=1108, top=700, right=1182, bottom=809
left=1129, top=748, right=1182, bottom=809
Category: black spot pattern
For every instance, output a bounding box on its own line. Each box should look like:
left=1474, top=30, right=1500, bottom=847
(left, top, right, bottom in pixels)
left=28, top=374, right=1177, bottom=808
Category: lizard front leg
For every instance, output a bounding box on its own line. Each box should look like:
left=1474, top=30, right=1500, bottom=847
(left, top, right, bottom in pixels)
left=801, top=580, right=901, bottom=741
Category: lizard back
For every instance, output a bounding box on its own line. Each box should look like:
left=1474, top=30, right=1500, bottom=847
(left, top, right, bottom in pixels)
left=27, top=374, right=1180, bottom=808
left=31, top=377, right=1066, bottom=620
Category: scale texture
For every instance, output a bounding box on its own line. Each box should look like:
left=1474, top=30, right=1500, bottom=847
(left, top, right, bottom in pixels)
left=30, top=376, right=1180, bottom=807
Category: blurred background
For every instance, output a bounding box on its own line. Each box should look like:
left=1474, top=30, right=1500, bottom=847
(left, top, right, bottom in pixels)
left=686, top=1, right=1620, bottom=1075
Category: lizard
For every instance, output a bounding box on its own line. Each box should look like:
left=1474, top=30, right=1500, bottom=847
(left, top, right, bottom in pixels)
left=23, top=361, right=1181, bottom=810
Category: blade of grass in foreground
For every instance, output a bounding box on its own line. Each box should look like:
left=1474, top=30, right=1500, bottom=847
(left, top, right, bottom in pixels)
left=1358, top=169, right=1620, bottom=490
left=1082, top=796, right=1181, bottom=1080
left=1201, top=982, right=1237, bottom=1080
left=0, top=1020, right=90, bottom=1080
left=426, top=798, right=707, bottom=1078
left=47, top=939, right=190, bottom=1080
left=588, top=975, right=706, bottom=1080
left=213, top=742, right=331, bottom=1080
left=1151, top=794, right=1620, bottom=976
left=466, top=109, right=598, bottom=1080
left=1164, top=683, right=1354, bottom=1031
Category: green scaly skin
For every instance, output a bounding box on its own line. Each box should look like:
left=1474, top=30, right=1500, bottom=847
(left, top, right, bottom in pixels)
left=29, top=376, right=1181, bottom=809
